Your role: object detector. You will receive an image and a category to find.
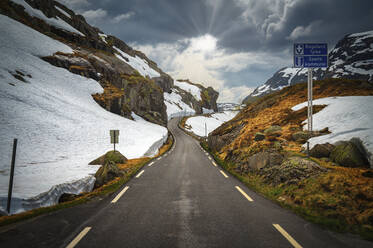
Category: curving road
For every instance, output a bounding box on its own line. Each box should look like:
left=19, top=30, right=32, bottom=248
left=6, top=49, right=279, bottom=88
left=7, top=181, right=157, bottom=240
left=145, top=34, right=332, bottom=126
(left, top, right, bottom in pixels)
left=0, top=118, right=371, bottom=248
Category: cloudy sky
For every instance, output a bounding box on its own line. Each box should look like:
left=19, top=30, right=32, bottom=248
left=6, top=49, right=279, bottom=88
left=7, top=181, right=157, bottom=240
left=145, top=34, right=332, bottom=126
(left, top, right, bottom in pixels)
left=60, top=0, right=373, bottom=103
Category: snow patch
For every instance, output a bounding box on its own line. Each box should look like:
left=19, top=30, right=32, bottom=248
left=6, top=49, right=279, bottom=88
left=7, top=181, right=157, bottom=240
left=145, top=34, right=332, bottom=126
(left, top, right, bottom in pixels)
left=55, top=6, right=71, bottom=19
left=174, top=80, right=202, bottom=101
left=164, top=88, right=195, bottom=119
left=11, top=0, right=84, bottom=36
left=113, top=46, right=160, bottom=78
left=292, top=96, right=373, bottom=167
left=186, top=111, right=238, bottom=137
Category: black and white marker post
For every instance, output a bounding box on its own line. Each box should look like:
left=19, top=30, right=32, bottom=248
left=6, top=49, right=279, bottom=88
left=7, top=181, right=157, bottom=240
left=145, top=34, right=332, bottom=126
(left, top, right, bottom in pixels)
left=7, top=138, right=17, bottom=214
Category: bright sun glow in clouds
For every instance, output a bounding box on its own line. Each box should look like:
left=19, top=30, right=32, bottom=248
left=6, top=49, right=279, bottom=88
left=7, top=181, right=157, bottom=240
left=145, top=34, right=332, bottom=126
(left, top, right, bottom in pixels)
left=190, top=34, right=217, bottom=52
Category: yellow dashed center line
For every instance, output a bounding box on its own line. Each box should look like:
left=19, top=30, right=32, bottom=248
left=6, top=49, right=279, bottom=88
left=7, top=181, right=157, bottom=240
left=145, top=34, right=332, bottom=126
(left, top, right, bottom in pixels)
left=235, top=186, right=253, bottom=202
left=111, top=186, right=130, bottom=203
left=212, top=161, right=217, bottom=167
left=66, top=227, right=92, bottom=248
left=135, top=170, right=145, bottom=178
left=219, top=170, right=229, bottom=178
left=273, top=224, right=303, bottom=248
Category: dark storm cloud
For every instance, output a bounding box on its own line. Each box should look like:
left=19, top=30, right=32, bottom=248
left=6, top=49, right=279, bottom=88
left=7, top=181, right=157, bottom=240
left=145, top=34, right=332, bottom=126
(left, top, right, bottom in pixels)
left=59, top=0, right=373, bottom=102
left=64, top=0, right=373, bottom=53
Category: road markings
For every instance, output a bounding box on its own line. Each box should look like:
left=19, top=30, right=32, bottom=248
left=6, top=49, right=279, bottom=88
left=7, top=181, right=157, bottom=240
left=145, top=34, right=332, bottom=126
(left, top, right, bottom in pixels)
left=136, top=170, right=145, bottom=178
left=235, top=186, right=253, bottom=202
left=219, top=170, right=229, bottom=178
left=148, top=162, right=154, bottom=167
left=66, top=227, right=92, bottom=248
left=157, top=157, right=161, bottom=161
left=212, top=161, right=217, bottom=167
left=111, top=186, right=130, bottom=203
left=208, top=156, right=212, bottom=161
left=273, top=224, right=303, bottom=248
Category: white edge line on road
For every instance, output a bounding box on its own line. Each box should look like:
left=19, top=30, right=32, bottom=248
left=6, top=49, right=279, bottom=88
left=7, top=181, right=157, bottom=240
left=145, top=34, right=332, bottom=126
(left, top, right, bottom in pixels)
left=273, top=224, right=303, bottom=248
left=208, top=157, right=212, bottom=161
left=235, top=186, right=253, bottom=202
left=157, top=157, right=161, bottom=160
left=219, top=170, right=229, bottom=178
left=66, top=227, right=92, bottom=248
left=111, top=186, right=130, bottom=203
left=148, top=161, right=154, bottom=167
left=136, top=170, right=145, bottom=178
left=212, top=161, right=217, bottom=167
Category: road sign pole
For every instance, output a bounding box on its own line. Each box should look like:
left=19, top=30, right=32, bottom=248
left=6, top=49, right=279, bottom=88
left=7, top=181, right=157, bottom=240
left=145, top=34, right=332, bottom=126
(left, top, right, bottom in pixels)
left=114, top=132, right=116, bottom=152
left=7, top=138, right=17, bottom=214
left=307, top=68, right=313, bottom=134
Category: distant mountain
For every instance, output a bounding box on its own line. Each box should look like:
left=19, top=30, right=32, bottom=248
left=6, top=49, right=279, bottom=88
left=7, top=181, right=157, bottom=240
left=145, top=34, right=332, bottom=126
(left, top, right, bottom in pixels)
left=243, top=30, right=373, bottom=103
left=217, top=103, right=240, bottom=112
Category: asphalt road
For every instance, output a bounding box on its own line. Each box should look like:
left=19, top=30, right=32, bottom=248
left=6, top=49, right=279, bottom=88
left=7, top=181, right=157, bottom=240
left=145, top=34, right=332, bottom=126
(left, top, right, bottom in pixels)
left=0, top=118, right=372, bottom=248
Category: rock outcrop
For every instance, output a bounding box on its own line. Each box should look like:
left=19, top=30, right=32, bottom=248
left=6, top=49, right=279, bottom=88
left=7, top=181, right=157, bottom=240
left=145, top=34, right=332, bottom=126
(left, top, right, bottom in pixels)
left=1, top=0, right=219, bottom=126
left=258, top=156, right=328, bottom=186
left=89, top=150, right=128, bottom=165
left=94, top=161, right=123, bottom=188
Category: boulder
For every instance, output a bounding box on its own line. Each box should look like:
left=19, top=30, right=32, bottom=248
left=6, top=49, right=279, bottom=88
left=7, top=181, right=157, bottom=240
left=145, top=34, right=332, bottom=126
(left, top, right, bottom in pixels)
left=89, top=150, right=128, bottom=165
left=259, top=156, right=327, bottom=186
left=330, top=140, right=369, bottom=168
left=243, top=151, right=284, bottom=172
left=310, top=143, right=335, bottom=158
left=254, top=132, right=265, bottom=141
left=292, top=131, right=309, bottom=143
left=264, top=125, right=282, bottom=135
left=59, top=193, right=78, bottom=203
left=94, top=161, right=123, bottom=188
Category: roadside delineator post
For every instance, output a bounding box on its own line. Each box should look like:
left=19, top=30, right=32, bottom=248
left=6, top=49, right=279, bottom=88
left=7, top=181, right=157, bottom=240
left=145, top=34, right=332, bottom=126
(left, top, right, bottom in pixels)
left=7, top=138, right=17, bottom=214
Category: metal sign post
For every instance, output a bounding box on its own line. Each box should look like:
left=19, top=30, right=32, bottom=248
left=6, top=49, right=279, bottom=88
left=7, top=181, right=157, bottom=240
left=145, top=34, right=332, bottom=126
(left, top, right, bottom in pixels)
left=293, top=43, right=328, bottom=135
left=294, top=43, right=328, bottom=155
left=7, top=138, right=17, bottom=214
left=307, top=68, right=313, bottom=134
left=110, top=130, right=119, bottom=152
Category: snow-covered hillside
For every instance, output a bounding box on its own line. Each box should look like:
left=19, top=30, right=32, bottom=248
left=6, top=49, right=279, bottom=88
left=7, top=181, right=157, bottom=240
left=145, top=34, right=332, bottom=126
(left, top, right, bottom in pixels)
left=11, top=0, right=84, bottom=36
left=244, top=30, right=373, bottom=102
left=174, top=80, right=202, bottom=101
left=164, top=88, right=196, bottom=119
left=292, top=96, right=373, bottom=167
left=185, top=111, right=238, bottom=137
left=0, top=15, right=167, bottom=213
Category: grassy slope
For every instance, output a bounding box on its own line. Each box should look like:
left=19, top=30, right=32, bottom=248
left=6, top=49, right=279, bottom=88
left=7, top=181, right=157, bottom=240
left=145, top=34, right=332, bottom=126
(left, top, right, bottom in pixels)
left=207, top=78, right=373, bottom=240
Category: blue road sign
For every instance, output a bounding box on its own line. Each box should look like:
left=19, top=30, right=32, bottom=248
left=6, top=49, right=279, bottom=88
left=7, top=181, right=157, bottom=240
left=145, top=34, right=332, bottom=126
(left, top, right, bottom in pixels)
left=293, top=43, right=328, bottom=68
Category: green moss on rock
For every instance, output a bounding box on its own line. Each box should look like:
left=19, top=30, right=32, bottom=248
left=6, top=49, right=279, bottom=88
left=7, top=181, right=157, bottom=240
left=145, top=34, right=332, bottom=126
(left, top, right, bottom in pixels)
left=89, top=150, right=128, bottom=165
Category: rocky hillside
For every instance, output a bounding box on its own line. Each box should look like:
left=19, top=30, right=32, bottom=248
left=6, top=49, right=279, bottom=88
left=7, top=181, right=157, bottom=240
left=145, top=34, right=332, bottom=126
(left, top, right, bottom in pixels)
left=207, top=79, right=373, bottom=237
left=243, top=30, right=373, bottom=103
left=0, top=0, right=218, bottom=126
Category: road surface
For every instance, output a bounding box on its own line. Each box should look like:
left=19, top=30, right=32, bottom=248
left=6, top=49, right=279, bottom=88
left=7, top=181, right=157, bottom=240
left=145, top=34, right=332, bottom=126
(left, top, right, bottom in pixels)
left=0, top=118, right=371, bottom=248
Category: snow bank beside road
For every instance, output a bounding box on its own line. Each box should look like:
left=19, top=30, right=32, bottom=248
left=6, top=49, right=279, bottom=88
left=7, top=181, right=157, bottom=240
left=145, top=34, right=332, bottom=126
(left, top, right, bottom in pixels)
left=185, top=111, right=238, bottom=137
left=292, top=96, right=373, bottom=167
left=0, top=15, right=167, bottom=212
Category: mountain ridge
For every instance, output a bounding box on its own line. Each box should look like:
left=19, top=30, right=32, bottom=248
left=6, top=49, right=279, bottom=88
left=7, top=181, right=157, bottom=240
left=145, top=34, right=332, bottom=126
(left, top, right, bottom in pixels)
left=1, top=0, right=218, bottom=126
left=243, top=30, right=373, bottom=103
